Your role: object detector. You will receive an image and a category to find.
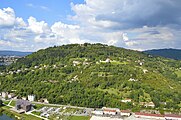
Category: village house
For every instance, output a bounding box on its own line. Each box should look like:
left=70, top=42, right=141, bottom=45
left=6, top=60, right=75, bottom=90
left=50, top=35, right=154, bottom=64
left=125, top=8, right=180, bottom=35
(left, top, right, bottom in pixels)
left=92, top=109, right=104, bottom=116
left=1, top=92, right=8, bottom=98
left=120, top=110, right=131, bottom=116
left=28, top=95, right=35, bottom=102
left=39, top=98, right=49, bottom=104
left=145, top=102, right=155, bottom=108
left=164, top=114, right=181, bottom=120
left=15, top=99, right=32, bottom=112
left=121, top=98, right=132, bottom=103
left=8, top=93, right=16, bottom=99
left=105, top=58, right=111, bottom=63
left=135, top=112, right=164, bottom=120
left=102, top=107, right=120, bottom=115
left=22, top=97, right=27, bottom=100
left=73, top=61, right=81, bottom=66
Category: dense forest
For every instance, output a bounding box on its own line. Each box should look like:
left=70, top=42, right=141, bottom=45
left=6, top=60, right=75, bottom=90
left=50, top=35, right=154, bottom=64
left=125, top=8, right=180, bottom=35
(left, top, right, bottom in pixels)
left=144, top=48, right=181, bottom=60
left=0, top=43, right=181, bottom=111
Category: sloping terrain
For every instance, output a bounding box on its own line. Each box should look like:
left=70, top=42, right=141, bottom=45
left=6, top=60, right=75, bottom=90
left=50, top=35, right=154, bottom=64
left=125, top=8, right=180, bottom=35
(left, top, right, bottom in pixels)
left=0, top=43, right=180, bottom=110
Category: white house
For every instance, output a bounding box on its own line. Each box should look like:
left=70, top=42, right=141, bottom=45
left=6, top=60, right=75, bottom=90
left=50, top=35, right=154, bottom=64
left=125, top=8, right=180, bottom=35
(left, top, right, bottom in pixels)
left=102, top=107, right=120, bottom=115
left=92, top=110, right=104, bottom=115
left=105, top=58, right=111, bottom=63
left=28, top=95, right=35, bottom=102
left=120, top=110, right=131, bottom=116
left=8, top=93, right=15, bottom=99
left=144, top=102, right=155, bottom=108
left=164, top=114, right=181, bottom=120
left=1, top=92, right=8, bottom=98
left=121, top=99, right=132, bottom=103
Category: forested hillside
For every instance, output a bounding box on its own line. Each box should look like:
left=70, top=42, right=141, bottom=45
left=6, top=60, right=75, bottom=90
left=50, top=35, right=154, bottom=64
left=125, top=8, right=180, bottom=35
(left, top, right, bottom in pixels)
left=0, top=43, right=181, bottom=111
left=144, top=49, right=181, bottom=60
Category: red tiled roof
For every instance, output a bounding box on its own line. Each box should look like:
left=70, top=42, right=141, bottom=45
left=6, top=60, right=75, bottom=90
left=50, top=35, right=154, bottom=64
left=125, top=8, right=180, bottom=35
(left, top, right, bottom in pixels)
left=104, top=109, right=117, bottom=112
left=135, top=112, right=164, bottom=117
left=165, top=114, right=181, bottom=118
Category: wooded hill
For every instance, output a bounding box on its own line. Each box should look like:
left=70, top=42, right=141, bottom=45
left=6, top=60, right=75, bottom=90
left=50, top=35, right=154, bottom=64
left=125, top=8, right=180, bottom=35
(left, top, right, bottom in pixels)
left=144, top=48, right=181, bottom=60
left=0, top=43, right=181, bottom=111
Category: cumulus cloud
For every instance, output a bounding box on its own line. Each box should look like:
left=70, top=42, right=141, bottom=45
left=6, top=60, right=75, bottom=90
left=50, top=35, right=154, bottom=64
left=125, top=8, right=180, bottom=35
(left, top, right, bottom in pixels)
left=28, top=16, right=50, bottom=34
left=1, top=0, right=181, bottom=51
left=0, top=7, right=15, bottom=27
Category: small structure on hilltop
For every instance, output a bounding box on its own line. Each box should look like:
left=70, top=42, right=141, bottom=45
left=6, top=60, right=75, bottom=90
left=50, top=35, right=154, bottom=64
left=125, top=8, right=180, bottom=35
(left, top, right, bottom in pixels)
left=15, top=99, right=32, bottom=112
left=105, top=58, right=111, bottom=63
left=121, top=98, right=132, bottom=103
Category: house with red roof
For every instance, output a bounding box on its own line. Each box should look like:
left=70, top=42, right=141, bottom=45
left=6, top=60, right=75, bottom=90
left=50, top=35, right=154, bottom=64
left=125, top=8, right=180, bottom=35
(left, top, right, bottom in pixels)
left=165, top=114, right=181, bottom=120
left=120, top=110, right=131, bottom=116
left=135, top=112, right=165, bottom=120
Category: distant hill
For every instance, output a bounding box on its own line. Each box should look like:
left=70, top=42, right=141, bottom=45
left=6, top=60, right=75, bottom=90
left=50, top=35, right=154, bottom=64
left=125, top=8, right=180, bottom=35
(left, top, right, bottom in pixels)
left=0, top=50, right=32, bottom=56
left=144, top=49, right=181, bottom=60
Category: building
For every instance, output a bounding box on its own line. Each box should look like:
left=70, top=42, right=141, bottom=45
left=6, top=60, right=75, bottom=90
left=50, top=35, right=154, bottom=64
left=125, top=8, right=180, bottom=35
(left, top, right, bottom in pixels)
left=22, top=97, right=27, bottom=100
left=16, top=99, right=32, bottom=112
left=105, top=58, right=111, bottom=63
left=144, top=102, right=155, bottom=108
left=165, top=114, right=181, bottom=120
left=120, top=110, right=131, bottom=116
left=121, top=99, right=132, bottom=103
left=28, top=95, right=35, bottom=102
left=135, top=112, right=164, bottom=120
left=92, top=110, right=104, bottom=115
left=102, top=107, right=120, bottom=115
left=1, top=92, right=8, bottom=98
left=39, top=98, right=49, bottom=104
left=8, top=93, right=15, bottom=99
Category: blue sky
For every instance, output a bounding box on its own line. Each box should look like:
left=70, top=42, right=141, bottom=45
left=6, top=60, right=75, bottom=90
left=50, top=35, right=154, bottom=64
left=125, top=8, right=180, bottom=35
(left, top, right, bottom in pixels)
left=0, top=0, right=181, bottom=51
left=0, top=0, right=84, bottom=25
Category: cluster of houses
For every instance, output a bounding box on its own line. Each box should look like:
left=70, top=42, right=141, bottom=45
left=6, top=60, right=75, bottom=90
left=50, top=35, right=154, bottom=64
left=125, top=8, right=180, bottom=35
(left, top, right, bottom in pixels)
left=92, top=107, right=181, bottom=120
left=135, top=112, right=181, bottom=120
left=92, top=107, right=131, bottom=117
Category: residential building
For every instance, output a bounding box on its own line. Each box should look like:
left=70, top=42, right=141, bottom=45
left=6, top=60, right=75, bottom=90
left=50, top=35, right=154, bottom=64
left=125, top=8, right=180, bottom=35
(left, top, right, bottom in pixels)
left=165, top=114, right=181, bottom=120
left=28, top=95, right=35, bottom=102
left=102, top=107, right=120, bottom=115
left=8, top=93, right=15, bottom=99
left=1, top=92, right=8, bottom=98
left=135, top=112, right=164, bottom=120
left=121, top=98, right=132, bottom=103
left=120, top=110, right=131, bottom=116
left=145, top=102, right=155, bottom=108
left=92, top=110, right=104, bottom=115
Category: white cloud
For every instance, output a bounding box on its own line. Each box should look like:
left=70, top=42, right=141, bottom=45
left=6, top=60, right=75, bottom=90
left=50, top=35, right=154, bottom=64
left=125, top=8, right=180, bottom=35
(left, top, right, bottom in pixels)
left=1, top=0, right=181, bottom=52
left=0, top=7, right=15, bottom=27
left=28, top=16, right=50, bottom=34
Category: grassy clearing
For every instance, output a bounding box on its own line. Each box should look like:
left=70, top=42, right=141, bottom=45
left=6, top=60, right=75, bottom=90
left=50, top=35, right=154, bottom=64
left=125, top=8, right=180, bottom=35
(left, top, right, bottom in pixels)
left=175, top=70, right=181, bottom=77
left=68, top=116, right=90, bottom=120
left=1, top=106, right=41, bottom=120
left=10, top=100, right=16, bottom=107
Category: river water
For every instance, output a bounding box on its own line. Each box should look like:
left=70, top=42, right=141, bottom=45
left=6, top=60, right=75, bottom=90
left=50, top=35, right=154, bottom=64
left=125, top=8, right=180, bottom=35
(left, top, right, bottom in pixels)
left=0, top=114, right=14, bottom=120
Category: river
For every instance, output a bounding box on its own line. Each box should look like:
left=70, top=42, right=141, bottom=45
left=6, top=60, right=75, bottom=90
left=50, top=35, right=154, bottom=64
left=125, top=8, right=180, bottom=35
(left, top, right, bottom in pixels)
left=0, top=114, right=14, bottom=120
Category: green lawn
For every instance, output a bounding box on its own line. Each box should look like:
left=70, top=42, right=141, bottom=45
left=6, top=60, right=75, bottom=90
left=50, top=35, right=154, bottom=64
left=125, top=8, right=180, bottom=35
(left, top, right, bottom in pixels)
left=2, top=100, right=10, bottom=105
left=1, top=106, right=42, bottom=120
left=10, top=100, right=16, bottom=106
left=175, top=70, right=181, bottom=77
left=68, top=116, right=90, bottom=120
